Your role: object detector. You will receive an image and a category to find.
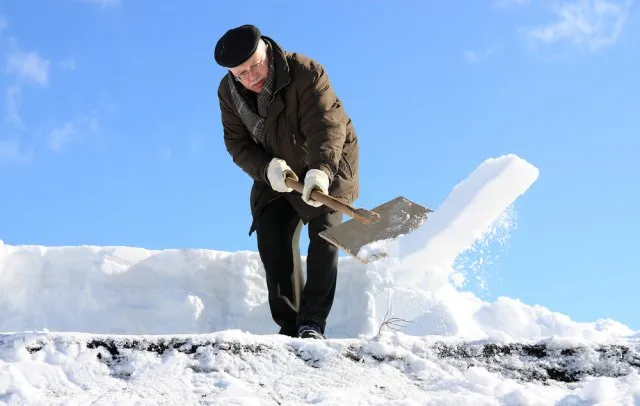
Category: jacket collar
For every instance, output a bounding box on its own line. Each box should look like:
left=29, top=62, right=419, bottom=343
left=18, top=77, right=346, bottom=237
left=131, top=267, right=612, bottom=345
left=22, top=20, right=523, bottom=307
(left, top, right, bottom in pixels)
left=258, top=36, right=291, bottom=131
left=262, top=36, right=291, bottom=95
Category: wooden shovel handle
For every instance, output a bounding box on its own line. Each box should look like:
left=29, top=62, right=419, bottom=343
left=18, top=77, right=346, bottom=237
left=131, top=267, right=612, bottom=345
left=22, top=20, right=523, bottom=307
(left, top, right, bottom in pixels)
left=285, top=177, right=380, bottom=224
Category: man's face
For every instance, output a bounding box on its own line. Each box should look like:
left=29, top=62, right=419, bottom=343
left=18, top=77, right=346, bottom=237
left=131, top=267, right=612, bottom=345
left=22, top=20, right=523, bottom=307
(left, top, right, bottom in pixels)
left=229, top=40, right=269, bottom=93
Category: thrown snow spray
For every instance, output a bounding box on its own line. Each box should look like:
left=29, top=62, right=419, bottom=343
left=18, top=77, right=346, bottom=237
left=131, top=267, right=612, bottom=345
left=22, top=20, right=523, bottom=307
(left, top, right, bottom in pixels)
left=363, top=154, right=540, bottom=339
left=451, top=204, right=518, bottom=294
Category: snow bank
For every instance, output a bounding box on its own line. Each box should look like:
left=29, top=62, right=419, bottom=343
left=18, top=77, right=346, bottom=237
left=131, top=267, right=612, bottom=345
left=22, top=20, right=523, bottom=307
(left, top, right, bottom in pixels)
left=0, top=154, right=635, bottom=343
left=2, top=331, right=639, bottom=405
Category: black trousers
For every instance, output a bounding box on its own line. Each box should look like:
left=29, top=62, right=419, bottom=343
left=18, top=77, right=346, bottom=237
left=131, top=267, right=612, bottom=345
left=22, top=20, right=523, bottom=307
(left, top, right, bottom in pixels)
left=255, top=196, right=342, bottom=336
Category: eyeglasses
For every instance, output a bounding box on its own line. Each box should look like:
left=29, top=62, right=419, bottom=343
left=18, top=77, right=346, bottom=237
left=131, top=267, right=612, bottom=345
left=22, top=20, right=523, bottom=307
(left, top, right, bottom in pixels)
left=233, top=55, right=267, bottom=82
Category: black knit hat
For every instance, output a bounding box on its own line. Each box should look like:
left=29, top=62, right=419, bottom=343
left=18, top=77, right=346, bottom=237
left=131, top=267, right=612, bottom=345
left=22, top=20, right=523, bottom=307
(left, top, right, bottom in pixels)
left=214, top=24, right=261, bottom=68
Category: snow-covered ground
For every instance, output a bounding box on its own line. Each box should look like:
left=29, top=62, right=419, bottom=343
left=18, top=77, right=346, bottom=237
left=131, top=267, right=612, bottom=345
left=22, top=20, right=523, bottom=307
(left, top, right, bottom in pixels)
left=1, top=154, right=639, bottom=405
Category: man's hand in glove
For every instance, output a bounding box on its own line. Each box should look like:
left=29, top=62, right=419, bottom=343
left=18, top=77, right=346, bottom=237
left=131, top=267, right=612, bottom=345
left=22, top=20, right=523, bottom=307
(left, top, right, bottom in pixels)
left=267, top=158, right=298, bottom=193
left=301, top=169, right=329, bottom=207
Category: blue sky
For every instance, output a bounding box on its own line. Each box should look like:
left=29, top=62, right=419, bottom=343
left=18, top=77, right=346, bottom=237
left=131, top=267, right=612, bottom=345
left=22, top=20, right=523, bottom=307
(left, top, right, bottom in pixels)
left=1, top=1, right=638, bottom=330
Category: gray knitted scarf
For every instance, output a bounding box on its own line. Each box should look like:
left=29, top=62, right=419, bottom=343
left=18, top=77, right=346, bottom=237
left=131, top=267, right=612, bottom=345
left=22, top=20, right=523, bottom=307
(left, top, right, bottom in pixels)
left=227, top=41, right=276, bottom=146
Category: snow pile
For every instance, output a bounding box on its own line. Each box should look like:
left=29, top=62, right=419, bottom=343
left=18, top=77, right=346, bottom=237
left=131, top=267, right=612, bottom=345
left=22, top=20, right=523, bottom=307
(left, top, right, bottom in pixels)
left=0, top=154, right=631, bottom=342
left=1, top=153, right=639, bottom=404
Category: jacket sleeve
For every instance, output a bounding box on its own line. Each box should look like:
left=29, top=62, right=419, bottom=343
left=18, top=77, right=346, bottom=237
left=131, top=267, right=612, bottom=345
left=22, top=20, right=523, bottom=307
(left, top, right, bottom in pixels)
left=219, top=82, right=271, bottom=183
left=297, top=61, right=347, bottom=183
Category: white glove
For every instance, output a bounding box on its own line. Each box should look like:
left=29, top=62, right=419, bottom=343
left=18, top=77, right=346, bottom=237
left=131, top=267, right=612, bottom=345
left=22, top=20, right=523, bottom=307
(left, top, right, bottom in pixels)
left=267, top=158, right=298, bottom=193
left=302, top=169, right=329, bottom=207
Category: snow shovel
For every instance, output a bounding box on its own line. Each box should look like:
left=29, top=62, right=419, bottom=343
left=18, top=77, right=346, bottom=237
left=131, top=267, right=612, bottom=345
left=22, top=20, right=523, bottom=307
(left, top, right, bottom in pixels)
left=285, top=177, right=433, bottom=263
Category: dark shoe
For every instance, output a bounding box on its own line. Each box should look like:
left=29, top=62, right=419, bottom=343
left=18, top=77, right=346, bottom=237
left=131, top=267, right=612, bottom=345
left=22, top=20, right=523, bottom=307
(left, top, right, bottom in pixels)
left=297, top=322, right=325, bottom=339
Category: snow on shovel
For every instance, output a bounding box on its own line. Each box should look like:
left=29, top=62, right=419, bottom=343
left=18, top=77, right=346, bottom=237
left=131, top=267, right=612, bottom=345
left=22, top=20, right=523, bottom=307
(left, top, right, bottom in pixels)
left=285, top=177, right=433, bottom=263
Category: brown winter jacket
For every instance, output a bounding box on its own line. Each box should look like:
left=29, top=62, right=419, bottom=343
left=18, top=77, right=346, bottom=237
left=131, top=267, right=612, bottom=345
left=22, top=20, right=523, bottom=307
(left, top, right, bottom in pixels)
left=217, top=36, right=359, bottom=235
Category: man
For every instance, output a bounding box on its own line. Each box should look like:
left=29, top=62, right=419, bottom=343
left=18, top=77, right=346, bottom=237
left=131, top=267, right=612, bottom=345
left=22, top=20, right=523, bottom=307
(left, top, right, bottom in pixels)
left=213, top=24, right=359, bottom=339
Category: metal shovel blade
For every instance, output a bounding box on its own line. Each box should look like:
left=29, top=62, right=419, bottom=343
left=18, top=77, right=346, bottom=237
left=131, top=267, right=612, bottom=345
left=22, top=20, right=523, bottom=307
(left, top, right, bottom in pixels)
left=319, top=196, right=433, bottom=263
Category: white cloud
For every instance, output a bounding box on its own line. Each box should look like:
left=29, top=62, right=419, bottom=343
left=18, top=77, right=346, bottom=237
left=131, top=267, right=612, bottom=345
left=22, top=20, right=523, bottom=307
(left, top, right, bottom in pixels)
left=4, top=84, right=23, bottom=128
left=2, top=45, right=50, bottom=129
left=0, top=12, right=102, bottom=162
left=75, top=0, right=121, bottom=7
left=47, top=113, right=101, bottom=153
left=527, top=0, right=630, bottom=51
left=6, top=49, right=50, bottom=85
left=463, top=50, right=480, bottom=63
left=84, top=112, right=100, bottom=134
left=463, top=45, right=500, bottom=63
left=48, top=122, right=78, bottom=152
left=492, top=0, right=530, bottom=8
left=58, top=58, right=77, bottom=71
left=158, top=145, right=173, bottom=161
left=0, top=138, right=33, bottom=164
left=188, top=134, right=205, bottom=155
left=0, top=14, right=8, bottom=35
